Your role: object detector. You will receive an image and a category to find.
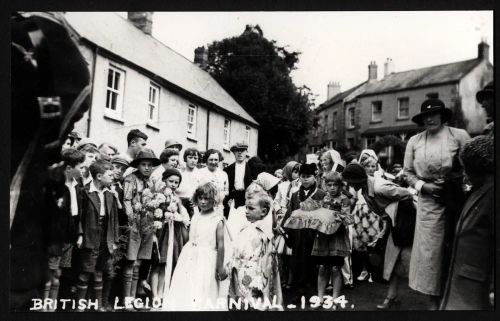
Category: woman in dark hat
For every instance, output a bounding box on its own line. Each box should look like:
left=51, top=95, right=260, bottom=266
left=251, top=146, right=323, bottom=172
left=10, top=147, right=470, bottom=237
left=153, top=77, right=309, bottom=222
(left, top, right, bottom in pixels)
left=403, top=98, right=470, bottom=309
left=476, top=81, right=494, bottom=135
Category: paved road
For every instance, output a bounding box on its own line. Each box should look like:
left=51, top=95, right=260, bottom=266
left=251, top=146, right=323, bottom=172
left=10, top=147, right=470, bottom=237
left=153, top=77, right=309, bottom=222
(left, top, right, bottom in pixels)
left=282, top=277, right=429, bottom=311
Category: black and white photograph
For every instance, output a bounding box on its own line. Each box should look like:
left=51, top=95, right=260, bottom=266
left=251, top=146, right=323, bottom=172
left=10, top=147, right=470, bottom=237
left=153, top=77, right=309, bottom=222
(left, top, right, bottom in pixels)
left=9, top=8, right=495, bottom=315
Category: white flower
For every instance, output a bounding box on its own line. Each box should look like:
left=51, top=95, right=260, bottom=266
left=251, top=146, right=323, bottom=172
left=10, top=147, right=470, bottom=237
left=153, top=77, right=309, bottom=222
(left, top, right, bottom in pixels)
left=154, top=208, right=163, bottom=219
left=167, top=203, right=178, bottom=213
left=155, top=193, right=167, bottom=204
left=133, top=202, right=142, bottom=212
left=164, top=212, right=175, bottom=221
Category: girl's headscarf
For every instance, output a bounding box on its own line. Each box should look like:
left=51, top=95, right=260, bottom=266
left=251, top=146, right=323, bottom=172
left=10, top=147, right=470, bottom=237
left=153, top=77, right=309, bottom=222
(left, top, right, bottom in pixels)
left=282, top=161, right=299, bottom=181
left=358, top=149, right=396, bottom=180
left=324, top=149, right=346, bottom=173
left=358, top=149, right=379, bottom=164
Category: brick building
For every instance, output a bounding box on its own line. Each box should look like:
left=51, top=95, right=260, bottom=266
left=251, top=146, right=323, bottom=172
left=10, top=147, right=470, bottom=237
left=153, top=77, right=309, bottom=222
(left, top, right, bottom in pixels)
left=308, top=41, right=493, bottom=164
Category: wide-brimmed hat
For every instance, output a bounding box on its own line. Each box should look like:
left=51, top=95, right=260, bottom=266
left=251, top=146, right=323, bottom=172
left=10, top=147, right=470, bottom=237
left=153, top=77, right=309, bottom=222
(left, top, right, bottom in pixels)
left=230, top=141, right=249, bottom=152
left=130, top=148, right=161, bottom=168
left=164, top=139, right=183, bottom=151
left=476, top=81, right=494, bottom=104
left=111, top=154, right=130, bottom=167
left=342, top=163, right=368, bottom=184
left=411, top=98, right=452, bottom=126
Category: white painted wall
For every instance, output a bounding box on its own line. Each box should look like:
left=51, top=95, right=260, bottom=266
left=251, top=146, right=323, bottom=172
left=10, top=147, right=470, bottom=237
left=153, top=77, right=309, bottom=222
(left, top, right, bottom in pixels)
left=73, top=51, right=258, bottom=162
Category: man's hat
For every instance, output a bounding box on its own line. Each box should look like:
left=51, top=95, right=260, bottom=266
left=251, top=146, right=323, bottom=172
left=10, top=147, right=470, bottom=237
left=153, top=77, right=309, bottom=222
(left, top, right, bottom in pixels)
left=164, top=139, right=183, bottom=151
left=411, top=98, right=452, bottom=126
left=77, top=141, right=98, bottom=152
left=230, top=141, right=248, bottom=152
left=299, top=163, right=317, bottom=176
left=342, top=163, right=368, bottom=184
left=130, top=148, right=161, bottom=168
left=111, top=154, right=130, bottom=168
left=476, top=81, right=494, bottom=104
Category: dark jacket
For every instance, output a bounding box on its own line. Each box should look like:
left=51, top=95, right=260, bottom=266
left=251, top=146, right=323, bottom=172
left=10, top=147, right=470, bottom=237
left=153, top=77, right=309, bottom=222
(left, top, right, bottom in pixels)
left=440, top=177, right=494, bottom=310
left=44, top=165, right=83, bottom=255
left=79, top=184, right=120, bottom=253
left=224, top=161, right=253, bottom=195
left=224, top=161, right=253, bottom=209
left=281, top=186, right=326, bottom=286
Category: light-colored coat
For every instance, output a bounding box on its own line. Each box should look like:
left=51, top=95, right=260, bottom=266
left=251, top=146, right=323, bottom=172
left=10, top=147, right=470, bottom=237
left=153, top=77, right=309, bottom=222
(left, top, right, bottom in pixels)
left=404, top=126, right=470, bottom=296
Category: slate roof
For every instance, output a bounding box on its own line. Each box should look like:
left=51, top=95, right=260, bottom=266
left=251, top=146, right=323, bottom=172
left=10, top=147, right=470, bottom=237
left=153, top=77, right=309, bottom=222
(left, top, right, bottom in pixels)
left=358, top=58, right=482, bottom=97
left=64, top=12, right=258, bottom=126
left=316, top=81, right=367, bottom=112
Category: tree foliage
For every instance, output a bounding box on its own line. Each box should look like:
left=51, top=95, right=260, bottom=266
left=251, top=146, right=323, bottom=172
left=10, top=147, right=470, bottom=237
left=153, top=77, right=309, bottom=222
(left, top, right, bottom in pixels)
left=204, top=25, right=315, bottom=163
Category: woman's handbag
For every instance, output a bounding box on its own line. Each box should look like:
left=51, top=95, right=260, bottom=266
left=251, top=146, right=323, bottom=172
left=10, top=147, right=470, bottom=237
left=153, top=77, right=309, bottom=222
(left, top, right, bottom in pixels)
left=391, top=198, right=416, bottom=247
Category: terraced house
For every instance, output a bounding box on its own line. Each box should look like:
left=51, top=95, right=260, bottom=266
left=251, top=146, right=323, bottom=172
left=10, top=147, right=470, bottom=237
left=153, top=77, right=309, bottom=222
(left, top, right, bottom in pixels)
left=309, top=40, right=493, bottom=165
left=65, top=12, right=259, bottom=164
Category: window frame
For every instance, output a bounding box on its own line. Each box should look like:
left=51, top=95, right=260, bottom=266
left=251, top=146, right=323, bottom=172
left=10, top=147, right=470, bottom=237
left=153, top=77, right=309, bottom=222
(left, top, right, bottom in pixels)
left=245, top=126, right=251, bottom=145
left=187, top=104, right=197, bottom=138
left=332, top=111, right=337, bottom=131
left=397, top=97, right=410, bottom=120
left=105, top=64, right=125, bottom=117
left=371, top=101, right=383, bottom=122
left=366, top=136, right=377, bottom=149
left=346, top=106, right=356, bottom=129
left=324, top=115, right=329, bottom=133
left=148, top=83, right=160, bottom=123
left=223, top=118, right=231, bottom=150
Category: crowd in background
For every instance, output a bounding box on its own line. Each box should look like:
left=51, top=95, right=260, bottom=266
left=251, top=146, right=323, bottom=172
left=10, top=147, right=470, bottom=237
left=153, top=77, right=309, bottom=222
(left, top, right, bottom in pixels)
left=32, top=82, right=495, bottom=312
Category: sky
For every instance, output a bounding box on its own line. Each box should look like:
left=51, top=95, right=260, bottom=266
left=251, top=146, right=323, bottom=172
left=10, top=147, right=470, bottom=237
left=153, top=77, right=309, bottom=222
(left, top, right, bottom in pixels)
left=119, top=11, right=493, bottom=105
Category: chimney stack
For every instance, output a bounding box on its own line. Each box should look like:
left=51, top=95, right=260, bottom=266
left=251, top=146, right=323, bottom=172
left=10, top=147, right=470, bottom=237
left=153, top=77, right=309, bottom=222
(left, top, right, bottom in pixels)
left=368, top=61, right=378, bottom=81
left=478, top=38, right=490, bottom=61
left=327, top=81, right=341, bottom=100
left=194, top=46, right=208, bottom=68
left=384, top=58, right=394, bottom=77
left=128, top=12, right=153, bottom=35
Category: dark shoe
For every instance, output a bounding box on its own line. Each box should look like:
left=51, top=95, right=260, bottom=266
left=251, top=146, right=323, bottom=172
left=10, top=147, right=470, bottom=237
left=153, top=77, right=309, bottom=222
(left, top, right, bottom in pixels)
left=376, top=297, right=400, bottom=310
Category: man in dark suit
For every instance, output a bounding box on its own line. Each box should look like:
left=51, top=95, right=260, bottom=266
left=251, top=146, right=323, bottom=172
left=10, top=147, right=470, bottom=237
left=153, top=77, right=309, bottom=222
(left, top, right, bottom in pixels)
left=223, top=142, right=252, bottom=217
left=440, top=135, right=494, bottom=310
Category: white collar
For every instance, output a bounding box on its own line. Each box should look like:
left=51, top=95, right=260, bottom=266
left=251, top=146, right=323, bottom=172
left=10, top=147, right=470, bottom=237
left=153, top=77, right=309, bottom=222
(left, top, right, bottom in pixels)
left=66, top=178, right=78, bottom=187
left=89, top=181, right=110, bottom=194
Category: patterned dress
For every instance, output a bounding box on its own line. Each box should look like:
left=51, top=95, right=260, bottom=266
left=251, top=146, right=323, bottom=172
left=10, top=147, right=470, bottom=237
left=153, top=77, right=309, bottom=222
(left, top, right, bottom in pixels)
left=228, top=220, right=283, bottom=310
left=351, top=190, right=383, bottom=252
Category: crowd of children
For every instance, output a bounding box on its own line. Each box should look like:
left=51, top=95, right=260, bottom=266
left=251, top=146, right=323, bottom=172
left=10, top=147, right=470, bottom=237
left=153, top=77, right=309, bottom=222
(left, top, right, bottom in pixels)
left=37, top=117, right=494, bottom=311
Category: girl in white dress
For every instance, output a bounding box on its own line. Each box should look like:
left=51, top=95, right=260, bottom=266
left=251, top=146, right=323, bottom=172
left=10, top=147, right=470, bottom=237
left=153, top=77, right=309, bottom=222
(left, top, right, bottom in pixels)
left=162, top=182, right=229, bottom=311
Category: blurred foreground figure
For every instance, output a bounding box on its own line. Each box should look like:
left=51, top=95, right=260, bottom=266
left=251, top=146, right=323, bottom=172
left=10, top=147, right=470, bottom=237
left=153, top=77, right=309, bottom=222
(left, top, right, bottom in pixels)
left=10, top=11, right=90, bottom=310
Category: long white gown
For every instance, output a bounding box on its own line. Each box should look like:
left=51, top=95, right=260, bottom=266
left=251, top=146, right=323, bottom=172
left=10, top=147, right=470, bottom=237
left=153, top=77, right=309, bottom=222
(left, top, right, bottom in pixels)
left=162, top=210, right=229, bottom=311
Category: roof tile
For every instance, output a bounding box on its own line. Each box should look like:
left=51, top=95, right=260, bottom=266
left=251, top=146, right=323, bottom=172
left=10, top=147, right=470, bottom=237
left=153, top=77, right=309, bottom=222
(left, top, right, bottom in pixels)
left=64, top=12, right=258, bottom=126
